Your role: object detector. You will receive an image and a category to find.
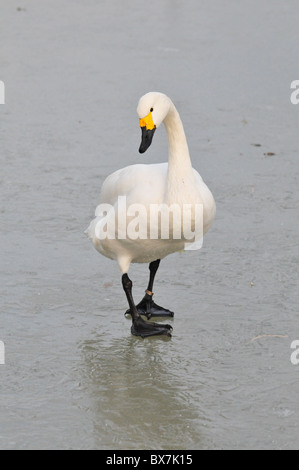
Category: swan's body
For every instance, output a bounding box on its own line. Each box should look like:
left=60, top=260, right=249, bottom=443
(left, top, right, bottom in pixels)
left=86, top=92, right=216, bottom=338
left=87, top=162, right=215, bottom=271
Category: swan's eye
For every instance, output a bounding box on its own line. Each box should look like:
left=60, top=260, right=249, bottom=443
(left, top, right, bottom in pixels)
left=150, top=108, right=154, bottom=112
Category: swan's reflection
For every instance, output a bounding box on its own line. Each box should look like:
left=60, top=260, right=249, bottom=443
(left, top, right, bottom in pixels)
left=80, top=332, right=206, bottom=450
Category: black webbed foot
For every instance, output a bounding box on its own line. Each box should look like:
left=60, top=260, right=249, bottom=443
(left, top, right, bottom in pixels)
left=131, top=316, right=172, bottom=338
left=125, top=293, right=174, bottom=319
left=122, top=271, right=174, bottom=339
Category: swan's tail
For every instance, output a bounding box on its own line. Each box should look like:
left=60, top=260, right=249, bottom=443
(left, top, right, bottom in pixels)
left=84, top=218, right=97, bottom=240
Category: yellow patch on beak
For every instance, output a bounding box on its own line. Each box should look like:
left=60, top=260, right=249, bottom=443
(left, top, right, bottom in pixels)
left=139, top=111, right=155, bottom=130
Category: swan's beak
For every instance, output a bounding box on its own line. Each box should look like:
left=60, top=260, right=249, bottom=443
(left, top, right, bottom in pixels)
left=139, top=112, right=156, bottom=154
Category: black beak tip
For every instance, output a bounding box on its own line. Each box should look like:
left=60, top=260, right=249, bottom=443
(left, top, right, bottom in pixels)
left=139, top=127, right=156, bottom=154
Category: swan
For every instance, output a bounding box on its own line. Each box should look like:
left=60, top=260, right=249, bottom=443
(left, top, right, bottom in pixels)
left=85, top=92, right=216, bottom=338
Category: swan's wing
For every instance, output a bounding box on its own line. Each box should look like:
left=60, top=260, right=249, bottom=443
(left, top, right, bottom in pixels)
left=99, top=162, right=168, bottom=206
left=193, top=168, right=216, bottom=234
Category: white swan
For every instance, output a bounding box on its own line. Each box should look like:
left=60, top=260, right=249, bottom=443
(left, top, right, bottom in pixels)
left=86, top=92, right=216, bottom=338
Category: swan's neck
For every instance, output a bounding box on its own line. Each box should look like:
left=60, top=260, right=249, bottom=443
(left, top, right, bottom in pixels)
left=164, top=102, right=195, bottom=203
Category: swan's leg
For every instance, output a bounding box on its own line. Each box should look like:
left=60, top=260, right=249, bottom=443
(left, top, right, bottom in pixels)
left=127, top=260, right=174, bottom=319
left=122, top=273, right=172, bottom=338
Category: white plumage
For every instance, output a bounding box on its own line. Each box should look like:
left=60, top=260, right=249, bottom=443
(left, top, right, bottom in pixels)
left=85, top=92, right=216, bottom=337
left=86, top=92, right=216, bottom=274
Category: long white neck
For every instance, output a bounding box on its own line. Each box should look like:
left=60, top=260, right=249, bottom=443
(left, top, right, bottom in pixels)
left=163, top=101, right=196, bottom=203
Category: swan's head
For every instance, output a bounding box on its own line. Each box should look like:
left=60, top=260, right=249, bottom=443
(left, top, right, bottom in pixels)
left=137, top=92, right=171, bottom=153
